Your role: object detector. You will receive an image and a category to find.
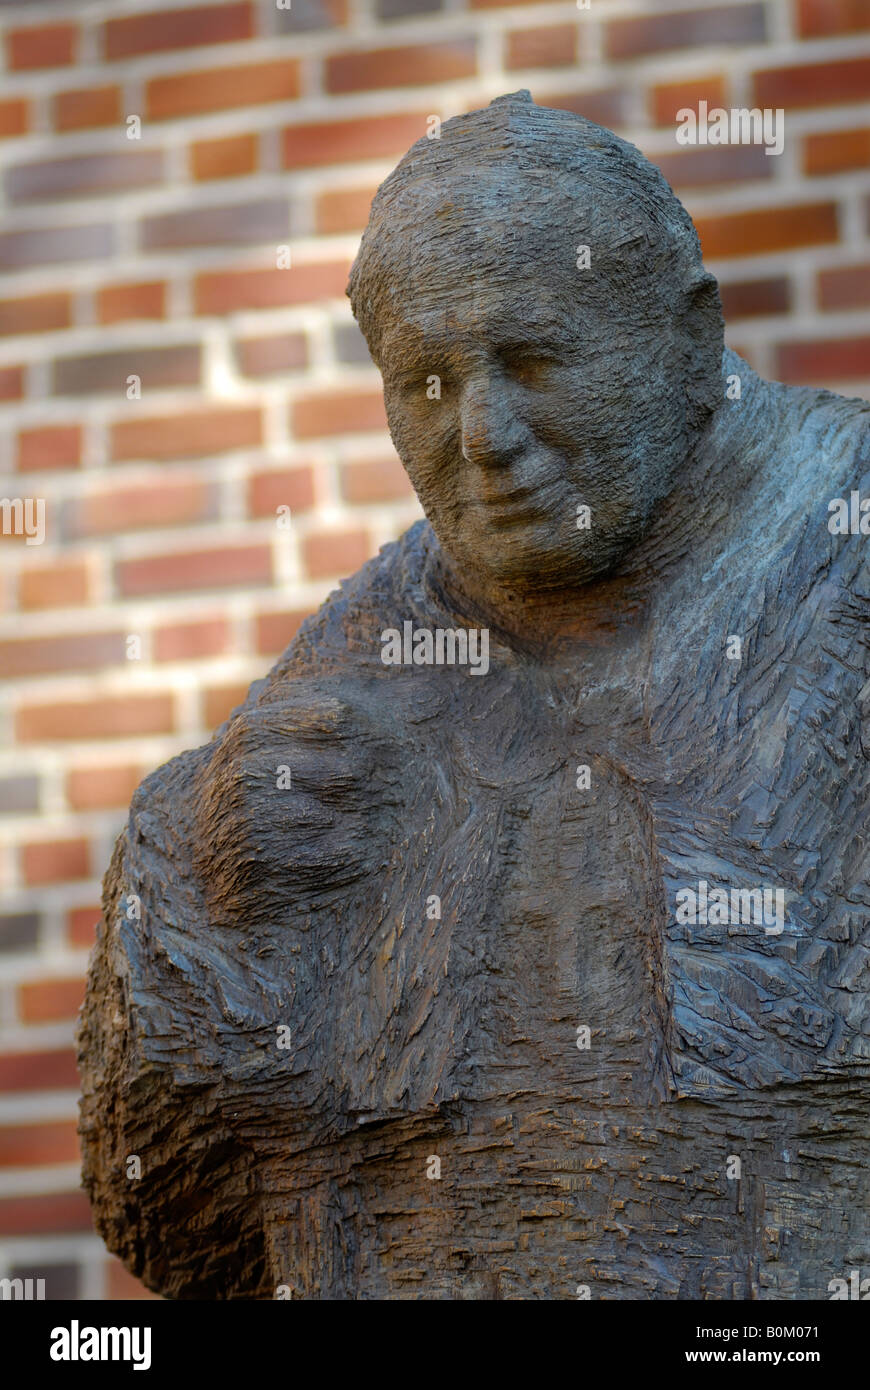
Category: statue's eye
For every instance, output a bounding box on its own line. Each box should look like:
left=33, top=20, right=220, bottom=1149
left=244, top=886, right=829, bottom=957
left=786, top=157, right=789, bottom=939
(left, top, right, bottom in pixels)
left=504, top=351, right=557, bottom=384
left=397, top=371, right=448, bottom=397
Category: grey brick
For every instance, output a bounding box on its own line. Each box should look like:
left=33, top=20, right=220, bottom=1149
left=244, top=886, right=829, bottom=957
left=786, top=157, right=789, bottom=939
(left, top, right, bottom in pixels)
left=9, top=1264, right=79, bottom=1300
left=53, top=343, right=201, bottom=396
left=0, top=912, right=40, bottom=953
left=0, top=223, right=114, bottom=271
left=375, top=0, right=443, bottom=19
left=6, top=151, right=164, bottom=204
left=333, top=321, right=374, bottom=366
left=270, top=0, right=345, bottom=34
left=141, top=198, right=289, bottom=251
left=0, top=775, right=39, bottom=816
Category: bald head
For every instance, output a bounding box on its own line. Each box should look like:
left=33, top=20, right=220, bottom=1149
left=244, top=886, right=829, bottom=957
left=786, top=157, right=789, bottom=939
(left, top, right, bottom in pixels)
left=349, top=91, right=712, bottom=362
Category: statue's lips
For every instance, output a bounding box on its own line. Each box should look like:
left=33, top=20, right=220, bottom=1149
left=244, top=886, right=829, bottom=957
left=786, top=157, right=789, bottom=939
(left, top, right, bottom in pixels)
left=468, top=488, right=549, bottom=525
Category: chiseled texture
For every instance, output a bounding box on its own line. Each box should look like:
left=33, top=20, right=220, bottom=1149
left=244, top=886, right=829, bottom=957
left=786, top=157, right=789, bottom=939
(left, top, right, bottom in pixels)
left=78, top=97, right=870, bottom=1301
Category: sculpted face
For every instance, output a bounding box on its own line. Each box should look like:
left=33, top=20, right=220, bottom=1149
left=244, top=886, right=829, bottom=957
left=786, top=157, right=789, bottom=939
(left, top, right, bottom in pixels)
left=376, top=178, right=715, bottom=595
left=349, top=101, right=724, bottom=598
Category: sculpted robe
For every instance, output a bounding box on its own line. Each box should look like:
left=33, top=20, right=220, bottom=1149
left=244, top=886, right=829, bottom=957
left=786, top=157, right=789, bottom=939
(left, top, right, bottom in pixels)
left=79, top=353, right=870, bottom=1298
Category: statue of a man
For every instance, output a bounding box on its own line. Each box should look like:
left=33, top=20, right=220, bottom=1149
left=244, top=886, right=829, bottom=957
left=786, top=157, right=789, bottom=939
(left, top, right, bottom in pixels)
left=79, top=92, right=870, bottom=1301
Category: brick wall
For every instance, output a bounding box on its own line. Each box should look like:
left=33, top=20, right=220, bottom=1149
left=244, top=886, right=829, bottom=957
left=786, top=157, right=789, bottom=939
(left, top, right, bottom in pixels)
left=0, top=0, right=868, bottom=1301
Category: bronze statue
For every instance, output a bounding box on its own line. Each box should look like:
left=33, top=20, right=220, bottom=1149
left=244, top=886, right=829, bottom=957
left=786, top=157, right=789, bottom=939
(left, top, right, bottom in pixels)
left=78, top=92, right=870, bottom=1300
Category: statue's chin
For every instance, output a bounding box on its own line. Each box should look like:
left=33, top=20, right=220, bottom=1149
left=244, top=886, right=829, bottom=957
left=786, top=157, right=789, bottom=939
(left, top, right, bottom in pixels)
left=451, top=529, right=638, bottom=595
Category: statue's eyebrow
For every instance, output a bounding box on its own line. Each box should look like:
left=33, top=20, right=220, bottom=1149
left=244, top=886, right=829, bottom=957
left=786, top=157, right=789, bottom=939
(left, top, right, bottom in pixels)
left=493, top=329, right=577, bottom=355
left=383, top=315, right=580, bottom=367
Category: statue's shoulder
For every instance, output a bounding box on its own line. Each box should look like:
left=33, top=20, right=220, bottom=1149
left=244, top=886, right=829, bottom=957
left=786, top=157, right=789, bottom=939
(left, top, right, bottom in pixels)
left=773, top=373, right=870, bottom=573
left=730, top=369, right=870, bottom=636
left=781, top=380, right=869, bottom=657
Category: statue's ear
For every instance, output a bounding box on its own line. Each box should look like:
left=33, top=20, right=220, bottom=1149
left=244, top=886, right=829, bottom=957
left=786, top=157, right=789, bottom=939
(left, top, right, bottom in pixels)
left=679, top=271, right=725, bottom=427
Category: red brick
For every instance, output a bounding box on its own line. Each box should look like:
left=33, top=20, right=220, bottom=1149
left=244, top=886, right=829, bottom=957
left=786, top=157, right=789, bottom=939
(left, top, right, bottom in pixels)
left=0, top=502, right=50, bottom=556
left=326, top=39, right=476, bottom=95
left=195, top=261, right=348, bottom=314
left=116, top=545, right=272, bottom=597
left=818, top=263, right=870, bottom=311
left=21, top=840, right=90, bottom=887
left=105, top=2, right=253, bottom=60
left=204, top=682, right=251, bottom=727
left=16, top=694, right=175, bottom=743
left=236, top=332, right=308, bottom=377
left=106, top=1260, right=161, bottom=1300
left=0, top=1191, right=92, bottom=1236
left=538, top=89, right=628, bottom=129
left=720, top=277, right=791, bottom=320
left=254, top=610, right=310, bottom=656
left=302, top=529, right=371, bottom=580
left=0, top=1048, right=79, bottom=1094
left=148, top=58, right=299, bottom=120
left=19, top=561, right=90, bottom=611
left=153, top=617, right=230, bottom=662
left=754, top=57, right=870, bottom=110
left=0, top=516, right=36, bottom=553
left=54, top=85, right=121, bottom=132
left=0, top=367, right=24, bottom=402
left=6, top=23, right=77, bottom=71
left=0, top=1119, right=79, bottom=1167
left=192, top=132, right=258, bottom=180
left=248, top=465, right=316, bottom=517
left=339, top=456, right=414, bottom=504
left=282, top=111, right=430, bottom=169
left=776, top=336, right=870, bottom=383
left=316, top=185, right=378, bottom=234
left=18, top=984, right=82, bottom=1028
left=65, top=479, right=214, bottom=538
left=17, top=425, right=81, bottom=472
left=506, top=24, right=579, bottom=70
left=694, top=203, right=838, bottom=259
left=0, top=99, right=29, bottom=138
left=292, top=389, right=387, bottom=439
left=97, top=281, right=165, bottom=325
left=797, top=0, right=870, bottom=36
left=0, top=631, right=124, bottom=679
left=650, top=75, right=728, bottom=127
left=0, top=292, right=71, bottom=337
left=804, top=127, right=870, bottom=176
left=605, top=5, right=765, bottom=60
left=66, top=765, right=142, bottom=811
left=110, top=406, right=261, bottom=461
left=68, top=905, right=101, bottom=948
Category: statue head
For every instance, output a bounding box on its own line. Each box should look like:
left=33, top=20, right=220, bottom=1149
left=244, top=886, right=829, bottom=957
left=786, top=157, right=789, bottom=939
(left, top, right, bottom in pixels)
left=348, top=91, right=725, bottom=596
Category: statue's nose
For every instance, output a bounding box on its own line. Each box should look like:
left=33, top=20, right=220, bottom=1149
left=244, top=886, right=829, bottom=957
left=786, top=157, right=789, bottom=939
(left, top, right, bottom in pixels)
left=460, top=376, right=525, bottom=468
